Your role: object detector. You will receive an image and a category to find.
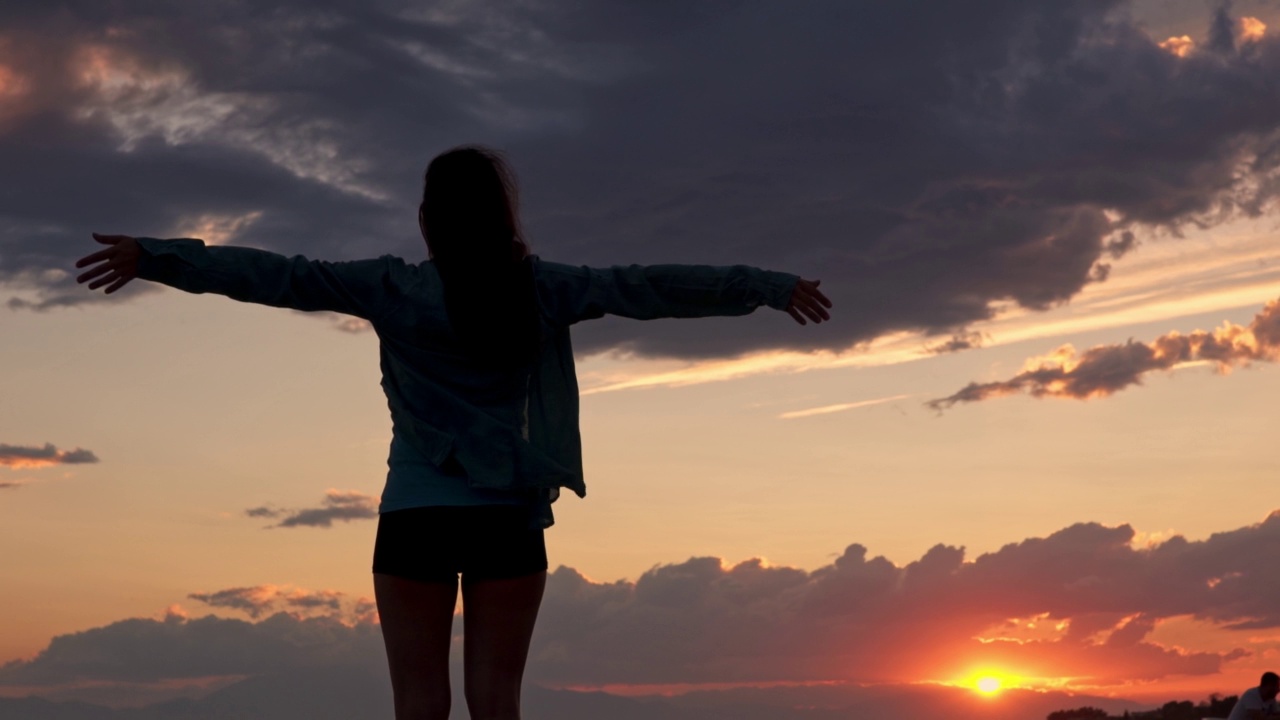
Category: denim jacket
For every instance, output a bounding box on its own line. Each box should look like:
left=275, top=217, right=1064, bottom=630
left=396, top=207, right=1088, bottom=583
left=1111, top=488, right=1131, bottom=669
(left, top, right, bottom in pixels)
left=134, top=237, right=800, bottom=527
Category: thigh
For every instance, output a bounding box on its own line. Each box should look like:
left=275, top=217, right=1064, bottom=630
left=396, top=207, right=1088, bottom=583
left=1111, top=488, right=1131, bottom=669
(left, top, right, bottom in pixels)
left=374, top=573, right=458, bottom=699
left=461, top=570, right=547, bottom=697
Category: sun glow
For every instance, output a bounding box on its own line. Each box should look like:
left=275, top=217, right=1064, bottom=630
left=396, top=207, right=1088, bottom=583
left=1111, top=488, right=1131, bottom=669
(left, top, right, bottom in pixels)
left=976, top=677, right=1002, bottom=695
left=956, top=670, right=1019, bottom=697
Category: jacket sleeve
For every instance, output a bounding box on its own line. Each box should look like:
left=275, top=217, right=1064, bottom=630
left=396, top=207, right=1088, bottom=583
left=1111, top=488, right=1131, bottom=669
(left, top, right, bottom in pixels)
left=134, top=237, right=406, bottom=322
left=533, top=258, right=799, bottom=325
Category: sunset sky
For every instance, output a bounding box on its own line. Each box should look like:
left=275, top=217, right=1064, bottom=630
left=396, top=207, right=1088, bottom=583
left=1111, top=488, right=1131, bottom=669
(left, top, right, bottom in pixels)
left=3, top=1, right=1280, bottom=717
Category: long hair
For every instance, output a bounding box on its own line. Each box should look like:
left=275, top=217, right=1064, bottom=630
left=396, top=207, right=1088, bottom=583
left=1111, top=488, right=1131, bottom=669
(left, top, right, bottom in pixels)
left=419, top=145, right=539, bottom=369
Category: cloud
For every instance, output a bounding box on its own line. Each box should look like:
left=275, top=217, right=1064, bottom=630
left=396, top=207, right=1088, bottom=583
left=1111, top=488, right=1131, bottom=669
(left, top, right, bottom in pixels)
left=0, top=610, right=384, bottom=689
left=526, top=514, right=1280, bottom=687
left=927, top=331, right=989, bottom=355
left=246, top=489, right=378, bottom=528
left=3, top=2, right=1280, bottom=359
left=1159, top=35, right=1197, bottom=57
left=0, top=442, right=99, bottom=469
left=777, top=394, right=912, bottom=419
left=928, top=296, right=1280, bottom=408
left=6, top=511, right=1280, bottom=709
left=1242, top=16, right=1269, bottom=43
left=187, top=584, right=360, bottom=621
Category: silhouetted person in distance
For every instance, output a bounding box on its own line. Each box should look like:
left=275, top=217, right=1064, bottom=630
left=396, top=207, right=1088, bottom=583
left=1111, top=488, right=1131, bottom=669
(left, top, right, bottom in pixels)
left=74, top=145, right=832, bottom=720
left=1228, top=672, right=1280, bottom=720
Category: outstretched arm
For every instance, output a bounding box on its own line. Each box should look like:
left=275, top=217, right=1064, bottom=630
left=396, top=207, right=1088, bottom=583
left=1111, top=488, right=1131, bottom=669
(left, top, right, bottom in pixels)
left=75, top=233, right=406, bottom=321
left=535, top=260, right=832, bottom=326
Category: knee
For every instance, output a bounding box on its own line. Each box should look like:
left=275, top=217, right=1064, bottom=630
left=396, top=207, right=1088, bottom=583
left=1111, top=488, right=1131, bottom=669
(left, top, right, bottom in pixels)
left=394, top=688, right=450, bottom=720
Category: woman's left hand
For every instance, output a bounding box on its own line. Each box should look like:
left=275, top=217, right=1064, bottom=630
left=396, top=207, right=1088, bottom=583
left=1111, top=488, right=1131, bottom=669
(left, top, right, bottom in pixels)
left=75, top=233, right=141, bottom=294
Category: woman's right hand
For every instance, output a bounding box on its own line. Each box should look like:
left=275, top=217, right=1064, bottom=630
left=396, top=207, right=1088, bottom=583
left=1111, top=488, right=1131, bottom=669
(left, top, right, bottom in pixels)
left=785, top=278, right=832, bottom=325
left=75, top=233, right=141, bottom=294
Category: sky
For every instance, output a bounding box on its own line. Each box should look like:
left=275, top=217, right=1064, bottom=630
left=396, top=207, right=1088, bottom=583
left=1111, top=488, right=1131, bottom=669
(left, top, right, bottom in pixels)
left=3, top=0, right=1280, bottom=717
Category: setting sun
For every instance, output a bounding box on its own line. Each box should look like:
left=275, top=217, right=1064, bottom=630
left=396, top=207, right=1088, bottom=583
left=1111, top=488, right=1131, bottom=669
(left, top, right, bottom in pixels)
left=976, top=677, right=1003, bottom=695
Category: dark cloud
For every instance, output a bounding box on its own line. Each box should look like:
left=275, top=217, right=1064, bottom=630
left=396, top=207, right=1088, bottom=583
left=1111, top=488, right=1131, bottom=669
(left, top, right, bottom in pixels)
left=0, top=442, right=99, bottom=468
left=0, top=609, right=383, bottom=688
left=187, top=584, right=353, bottom=620
left=247, top=489, right=378, bottom=528
left=1209, top=0, right=1239, bottom=54
left=187, top=587, right=276, bottom=620
left=928, top=296, right=1280, bottom=408
left=5, top=512, right=1280, bottom=709
left=926, top=331, right=988, bottom=355
left=527, top=514, right=1280, bottom=687
left=3, top=1, right=1280, bottom=358
left=1105, top=230, right=1139, bottom=259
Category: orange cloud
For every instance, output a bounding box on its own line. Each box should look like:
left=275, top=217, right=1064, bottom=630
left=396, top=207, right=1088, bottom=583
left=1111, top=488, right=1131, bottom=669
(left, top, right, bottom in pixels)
left=929, top=297, right=1280, bottom=408
left=1158, top=35, right=1195, bottom=58
left=1241, top=17, right=1267, bottom=43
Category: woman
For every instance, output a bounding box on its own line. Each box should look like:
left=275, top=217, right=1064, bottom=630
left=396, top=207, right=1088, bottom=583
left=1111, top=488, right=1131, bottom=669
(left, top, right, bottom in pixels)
left=74, top=145, right=833, bottom=720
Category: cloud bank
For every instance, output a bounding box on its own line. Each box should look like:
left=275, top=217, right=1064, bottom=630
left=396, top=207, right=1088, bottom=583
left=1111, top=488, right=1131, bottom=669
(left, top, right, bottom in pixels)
left=6, top=511, right=1280, bottom=699
left=929, top=296, right=1280, bottom=408
left=2, top=1, right=1280, bottom=358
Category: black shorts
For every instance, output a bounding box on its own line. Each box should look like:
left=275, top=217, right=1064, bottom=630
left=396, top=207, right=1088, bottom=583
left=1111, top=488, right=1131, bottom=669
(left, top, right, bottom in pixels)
left=372, top=505, right=548, bottom=584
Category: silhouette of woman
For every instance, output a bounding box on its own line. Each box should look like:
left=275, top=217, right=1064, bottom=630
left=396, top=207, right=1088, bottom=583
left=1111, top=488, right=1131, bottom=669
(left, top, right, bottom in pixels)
left=74, top=144, right=832, bottom=720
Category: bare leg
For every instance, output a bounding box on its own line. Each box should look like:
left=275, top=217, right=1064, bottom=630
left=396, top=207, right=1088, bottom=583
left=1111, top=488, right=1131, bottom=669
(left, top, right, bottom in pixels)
left=374, top=572, right=458, bottom=720
left=461, top=570, right=547, bottom=720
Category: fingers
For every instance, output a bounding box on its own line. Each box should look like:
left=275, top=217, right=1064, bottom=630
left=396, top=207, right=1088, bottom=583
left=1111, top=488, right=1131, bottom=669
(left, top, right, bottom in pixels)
left=802, top=279, right=833, bottom=308
left=794, top=286, right=830, bottom=323
left=787, top=296, right=824, bottom=324
left=88, top=270, right=125, bottom=290
left=88, top=270, right=134, bottom=293
left=793, top=299, right=825, bottom=323
left=75, top=247, right=115, bottom=268
left=798, top=294, right=830, bottom=321
left=77, top=234, right=137, bottom=293
left=103, top=275, right=132, bottom=294
left=76, top=261, right=114, bottom=284
left=784, top=278, right=833, bottom=326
